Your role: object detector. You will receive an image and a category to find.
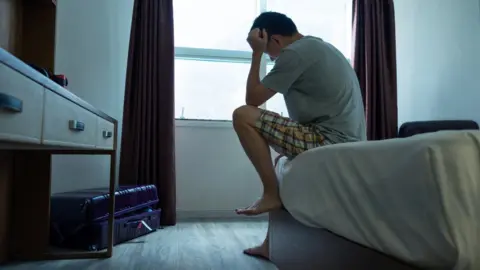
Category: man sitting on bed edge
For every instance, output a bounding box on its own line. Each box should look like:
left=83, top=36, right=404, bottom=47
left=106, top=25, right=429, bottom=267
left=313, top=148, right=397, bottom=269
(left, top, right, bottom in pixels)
left=232, top=12, right=367, bottom=259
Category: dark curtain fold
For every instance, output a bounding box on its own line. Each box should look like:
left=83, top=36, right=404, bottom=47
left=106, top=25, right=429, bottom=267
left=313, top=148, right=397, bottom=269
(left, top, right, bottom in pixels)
left=119, top=0, right=176, bottom=226
left=352, top=0, right=398, bottom=140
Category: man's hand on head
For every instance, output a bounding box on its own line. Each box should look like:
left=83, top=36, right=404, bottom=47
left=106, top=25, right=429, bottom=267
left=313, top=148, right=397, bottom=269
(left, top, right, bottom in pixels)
left=245, top=28, right=276, bottom=106
left=247, top=28, right=268, bottom=53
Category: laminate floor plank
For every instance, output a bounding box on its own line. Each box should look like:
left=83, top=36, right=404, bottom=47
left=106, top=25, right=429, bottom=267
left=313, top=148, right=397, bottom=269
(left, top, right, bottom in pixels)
left=3, top=220, right=277, bottom=270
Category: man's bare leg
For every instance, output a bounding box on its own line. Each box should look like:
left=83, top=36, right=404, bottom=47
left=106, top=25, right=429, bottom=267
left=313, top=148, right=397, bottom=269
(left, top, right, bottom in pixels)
left=243, top=227, right=270, bottom=260
left=232, top=105, right=282, bottom=215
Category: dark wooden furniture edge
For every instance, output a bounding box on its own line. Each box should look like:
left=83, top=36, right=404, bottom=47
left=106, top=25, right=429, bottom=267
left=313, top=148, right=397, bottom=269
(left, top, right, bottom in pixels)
left=0, top=47, right=116, bottom=124
left=0, top=59, right=119, bottom=262
left=2, top=149, right=116, bottom=263
left=0, top=122, right=117, bottom=263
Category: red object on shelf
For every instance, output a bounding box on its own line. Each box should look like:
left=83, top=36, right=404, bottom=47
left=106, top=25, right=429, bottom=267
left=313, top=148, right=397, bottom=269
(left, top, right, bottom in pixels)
left=51, top=74, right=68, bottom=88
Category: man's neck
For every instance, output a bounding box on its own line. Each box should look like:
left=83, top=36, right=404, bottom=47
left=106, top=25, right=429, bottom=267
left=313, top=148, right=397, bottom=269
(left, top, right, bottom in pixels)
left=284, top=33, right=304, bottom=47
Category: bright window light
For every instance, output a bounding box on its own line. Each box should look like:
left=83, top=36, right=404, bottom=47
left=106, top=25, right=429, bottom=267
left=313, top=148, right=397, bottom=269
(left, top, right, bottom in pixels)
left=173, top=0, right=352, bottom=121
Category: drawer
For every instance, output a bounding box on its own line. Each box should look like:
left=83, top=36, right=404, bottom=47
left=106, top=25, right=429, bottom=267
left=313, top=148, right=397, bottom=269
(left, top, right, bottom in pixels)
left=0, top=63, right=44, bottom=144
left=96, top=117, right=115, bottom=149
left=42, top=91, right=97, bottom=148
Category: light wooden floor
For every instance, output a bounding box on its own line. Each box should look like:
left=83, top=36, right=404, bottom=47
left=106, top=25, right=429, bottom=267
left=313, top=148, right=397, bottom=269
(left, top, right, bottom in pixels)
left=4, top=220, right=277, bottom=270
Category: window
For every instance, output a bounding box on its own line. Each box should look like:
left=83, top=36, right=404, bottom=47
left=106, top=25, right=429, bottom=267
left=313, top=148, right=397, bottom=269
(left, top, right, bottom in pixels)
left=174, top=0, right=352, bottom=121
left=175, top=60, right=250, bottom=120
left=174, top=0, right=258, bottom=52
left=266, top=0, right=352, bottom=57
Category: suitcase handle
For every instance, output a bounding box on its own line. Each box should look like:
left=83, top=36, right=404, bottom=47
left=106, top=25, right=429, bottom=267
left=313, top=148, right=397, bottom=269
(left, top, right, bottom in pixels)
left=125, top=219, right=153, bottom=231
left=125, top=215, right=151, bottom=226
left=125, top=220, right=141, bottom=228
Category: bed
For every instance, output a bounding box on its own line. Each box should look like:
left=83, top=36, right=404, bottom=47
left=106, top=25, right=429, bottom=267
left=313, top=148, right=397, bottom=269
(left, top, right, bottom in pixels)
left=270, top=120, right=480, bottom=270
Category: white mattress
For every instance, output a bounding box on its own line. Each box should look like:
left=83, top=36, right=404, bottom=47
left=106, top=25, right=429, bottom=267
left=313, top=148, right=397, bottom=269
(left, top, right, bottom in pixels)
left=275, top=130, right=480, bottom=270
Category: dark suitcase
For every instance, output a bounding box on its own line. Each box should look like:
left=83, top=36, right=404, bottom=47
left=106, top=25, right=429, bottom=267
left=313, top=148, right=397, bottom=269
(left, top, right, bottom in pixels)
left=50, top=185, right=159, bottom=224
left=53, top=208, right=161, bottom=251
left=50, top=185, right=160, bottom=250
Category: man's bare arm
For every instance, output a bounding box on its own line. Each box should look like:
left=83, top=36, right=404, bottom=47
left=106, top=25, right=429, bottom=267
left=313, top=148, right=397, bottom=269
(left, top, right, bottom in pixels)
left=245, top=52, right=276, bottom=107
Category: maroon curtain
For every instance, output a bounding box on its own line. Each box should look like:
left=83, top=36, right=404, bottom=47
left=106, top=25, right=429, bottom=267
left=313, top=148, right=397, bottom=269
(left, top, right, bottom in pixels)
left=352, top=0, right=398, bottom=140
left=119, top=0, right=176, bottom=226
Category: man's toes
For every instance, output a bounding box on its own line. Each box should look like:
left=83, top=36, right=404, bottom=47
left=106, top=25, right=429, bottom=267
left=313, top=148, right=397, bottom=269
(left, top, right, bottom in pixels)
left=236, top=208, right=255, bottom=215
left=243, top=246, right=269, bottom=260
left=235, top=207, right=246, bottom=213
left=243, top=247, right=259, bottom=255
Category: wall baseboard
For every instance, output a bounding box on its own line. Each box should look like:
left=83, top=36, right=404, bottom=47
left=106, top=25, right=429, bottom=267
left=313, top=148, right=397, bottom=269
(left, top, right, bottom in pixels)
left=176, top=210, right=268, bottom=221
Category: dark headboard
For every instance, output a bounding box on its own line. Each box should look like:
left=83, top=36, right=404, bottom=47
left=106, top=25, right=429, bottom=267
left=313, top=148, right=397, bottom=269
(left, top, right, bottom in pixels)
left=398, top=120, right=479, bottom=138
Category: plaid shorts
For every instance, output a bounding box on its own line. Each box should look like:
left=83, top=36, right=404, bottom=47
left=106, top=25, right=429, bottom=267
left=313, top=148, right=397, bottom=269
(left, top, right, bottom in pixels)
left=255, top=110, right=330, bottom=159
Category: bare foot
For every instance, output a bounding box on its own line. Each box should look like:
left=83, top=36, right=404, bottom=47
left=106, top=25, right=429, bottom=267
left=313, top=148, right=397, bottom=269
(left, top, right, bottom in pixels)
left=235, top=194, right=281, bottom=216
left=243, top=243, right=269, bottom=260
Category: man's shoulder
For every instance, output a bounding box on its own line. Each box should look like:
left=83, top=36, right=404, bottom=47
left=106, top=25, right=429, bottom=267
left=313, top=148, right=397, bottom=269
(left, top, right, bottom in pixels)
left=286, top=36, right=324, bottom=53
left=278, top=36, right=328, bottom=67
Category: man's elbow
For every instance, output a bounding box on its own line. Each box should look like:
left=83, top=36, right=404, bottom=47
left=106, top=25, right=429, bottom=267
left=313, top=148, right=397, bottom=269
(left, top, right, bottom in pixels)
left=245, top=96, right=262, bottom=107
left=245, top=88, right=260, bottom=107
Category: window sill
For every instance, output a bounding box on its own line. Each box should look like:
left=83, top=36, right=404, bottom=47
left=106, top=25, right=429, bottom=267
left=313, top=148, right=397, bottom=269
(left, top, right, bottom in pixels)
left=175, top=119, right=233, bottom=129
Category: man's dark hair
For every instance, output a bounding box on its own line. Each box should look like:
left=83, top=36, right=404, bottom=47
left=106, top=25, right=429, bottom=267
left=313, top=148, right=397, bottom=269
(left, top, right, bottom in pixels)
left=250, top=12, right=298, bottom=39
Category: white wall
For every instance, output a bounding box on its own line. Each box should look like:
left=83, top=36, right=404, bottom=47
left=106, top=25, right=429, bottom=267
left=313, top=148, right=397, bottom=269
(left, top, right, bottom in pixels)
left=395, top=0, right=480, bottom=125
left=175, top=122, right=263, bottom=217
left=52, top=0, right=262, bottom=217
left=52, top=0, right=133, bottom=193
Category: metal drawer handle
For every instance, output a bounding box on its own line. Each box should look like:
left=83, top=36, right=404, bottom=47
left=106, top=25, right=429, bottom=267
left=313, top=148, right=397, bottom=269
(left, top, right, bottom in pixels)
left=0, top=92, right=23, bottom=113
left=69, top=120, right=85, bottom=131
left=103, top=130, right=113, bottom=138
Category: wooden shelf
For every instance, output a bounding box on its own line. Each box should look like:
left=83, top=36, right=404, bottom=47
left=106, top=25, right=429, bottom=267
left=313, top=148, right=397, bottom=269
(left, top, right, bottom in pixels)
left=0, top=0, right=57, bottom=72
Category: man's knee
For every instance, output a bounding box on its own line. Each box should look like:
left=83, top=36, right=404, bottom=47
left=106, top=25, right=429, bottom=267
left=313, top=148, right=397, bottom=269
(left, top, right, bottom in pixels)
left=232, top=105, right=261, bottom=127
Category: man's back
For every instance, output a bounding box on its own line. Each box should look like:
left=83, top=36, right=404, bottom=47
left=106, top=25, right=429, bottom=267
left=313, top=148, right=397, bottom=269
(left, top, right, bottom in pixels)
left=263, top=36, right=367, bottom=143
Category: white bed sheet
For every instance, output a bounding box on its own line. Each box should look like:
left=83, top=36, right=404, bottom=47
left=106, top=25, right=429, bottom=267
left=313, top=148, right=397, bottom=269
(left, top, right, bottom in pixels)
left=275, top=130, right=480, bottom=270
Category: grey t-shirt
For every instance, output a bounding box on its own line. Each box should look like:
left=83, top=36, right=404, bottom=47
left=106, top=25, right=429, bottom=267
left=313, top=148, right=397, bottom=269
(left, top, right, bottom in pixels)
left=261, top=36, right=367, bottom=143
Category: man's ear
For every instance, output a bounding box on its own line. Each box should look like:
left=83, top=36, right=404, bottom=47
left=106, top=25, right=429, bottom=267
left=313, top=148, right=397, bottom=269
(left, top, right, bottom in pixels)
left=270, top=35, right=281, bottom=45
